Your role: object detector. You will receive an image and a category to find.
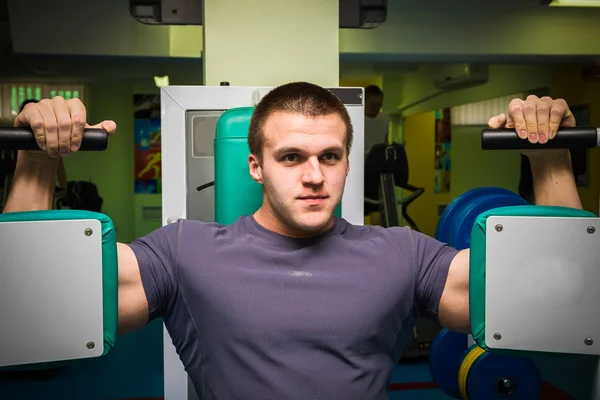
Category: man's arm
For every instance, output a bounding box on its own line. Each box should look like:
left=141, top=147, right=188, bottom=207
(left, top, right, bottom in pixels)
left=437, top=95, right=583, bottom=333
left=3, top=97, right=150, bottom=335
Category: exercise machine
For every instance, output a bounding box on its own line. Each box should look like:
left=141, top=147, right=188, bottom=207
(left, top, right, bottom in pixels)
left=1, top=93, right=600, bottom=399
left=364, top=142, right=424, bottom=231
left=429, top=126, right=600, bottom=399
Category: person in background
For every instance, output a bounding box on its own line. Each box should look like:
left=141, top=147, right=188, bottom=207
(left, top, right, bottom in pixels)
left=364, top=85, right=390, bottom=157
left=363, top=85, right=391, bottom=226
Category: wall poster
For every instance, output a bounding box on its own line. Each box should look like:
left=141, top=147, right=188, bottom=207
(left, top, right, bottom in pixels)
left=434, top=108, right=451, bottom=193
left=134, top=94, right=162, bottom=194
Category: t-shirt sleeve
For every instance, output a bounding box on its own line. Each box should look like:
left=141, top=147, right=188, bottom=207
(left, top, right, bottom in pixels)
left=128, top=220, right=182, bottom=321
left=407, top=228, right=459, bottom=321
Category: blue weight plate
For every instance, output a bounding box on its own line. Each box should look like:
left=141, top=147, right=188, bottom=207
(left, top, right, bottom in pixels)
left=467, top=352, right=542, bottom=399
left=453, top=192, right=528, bottom=250
left=435, top=187, right=527, bottom=250
left=428, top=328, right=469, bottom=399
left=436, top=187, right=490, bottom=245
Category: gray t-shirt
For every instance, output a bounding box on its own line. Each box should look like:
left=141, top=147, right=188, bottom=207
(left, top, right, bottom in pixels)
left=129, top=215, right=458, bottom=400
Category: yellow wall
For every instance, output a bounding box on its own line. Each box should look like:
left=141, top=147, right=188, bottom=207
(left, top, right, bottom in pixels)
left=550, top=65, right=600, bottom=215
left=403, top=111, right=450, bottom=237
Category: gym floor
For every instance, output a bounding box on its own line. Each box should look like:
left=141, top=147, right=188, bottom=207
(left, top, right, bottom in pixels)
left=388, top=361, right=452, bottom=399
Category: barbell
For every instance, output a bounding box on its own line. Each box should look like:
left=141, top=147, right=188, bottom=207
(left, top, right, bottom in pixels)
left=0, top=128, right=108, bottom=151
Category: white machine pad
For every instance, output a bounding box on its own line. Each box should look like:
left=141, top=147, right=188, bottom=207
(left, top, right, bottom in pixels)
left=485, top=215, right=600, bottom=355
left=0, top=219, right=104, bottom=367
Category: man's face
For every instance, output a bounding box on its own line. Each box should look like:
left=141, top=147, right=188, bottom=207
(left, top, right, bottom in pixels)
left=248, top=111, right=350, bottom=237
left=365, top=94, right=383, bottom=118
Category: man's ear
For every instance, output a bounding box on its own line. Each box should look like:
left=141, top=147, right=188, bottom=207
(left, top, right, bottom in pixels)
left=345, top=154, right=351, bottom=176
left=248, top=154, right=263, bottom=184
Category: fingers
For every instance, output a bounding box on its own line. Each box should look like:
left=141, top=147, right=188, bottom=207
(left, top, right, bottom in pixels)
left=488, top=113, right=507, bottom=128
left=14, top=103, right=46, bottom=150
left=88, top=120, right=117, bottom=136
left=488, top=113, right=515, bottom=129
left=37, top=99, right=60, bottom=156
left=550, top=98, right=576, bottom=138
left=101, top=120, right=117, bottom=135
left=508, top=98, right=528, bottom=140
left=52, top=96, right=73, bottom=156
left=505, top=95, right=576, bottom=145
left=505, top=115, right=515, bottom=129
left=536, top=96, right=553, bottom=144
left=68, top=99, right=87, bottom=152
left=12, top=96, right=115, bottom=158
left=522, top=95, right=540, bottom=143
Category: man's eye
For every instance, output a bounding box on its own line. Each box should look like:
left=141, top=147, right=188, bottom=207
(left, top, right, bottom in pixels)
left=284, top=154, right=298, bottom=162
left=322, top=153, right=339, bottom=161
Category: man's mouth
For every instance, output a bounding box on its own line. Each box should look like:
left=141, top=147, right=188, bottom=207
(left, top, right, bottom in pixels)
left=298, top=195, right=328, bottom=205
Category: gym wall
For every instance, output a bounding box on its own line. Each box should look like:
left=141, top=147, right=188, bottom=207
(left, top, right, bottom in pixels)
left=551, top=64, right=600, bottom=215
left=402, top=63, right=600, bottom=238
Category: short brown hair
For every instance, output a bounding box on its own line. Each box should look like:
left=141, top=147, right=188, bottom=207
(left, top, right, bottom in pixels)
left=248, top=82, right=353, bottom=159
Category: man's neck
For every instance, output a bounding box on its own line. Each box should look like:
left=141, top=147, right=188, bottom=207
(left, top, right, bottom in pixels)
left=253, top=206, right=334, bottom=239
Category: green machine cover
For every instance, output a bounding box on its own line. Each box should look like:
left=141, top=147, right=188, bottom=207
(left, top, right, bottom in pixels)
left=214, top=107, right=341, bottom=225
left=0, top=209, right=118, bottom=369
left=469, top=205, right=596, bottom=351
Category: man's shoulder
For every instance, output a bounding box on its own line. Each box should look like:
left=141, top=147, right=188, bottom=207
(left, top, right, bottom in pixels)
left=176, top=215, right=249, bottom=237
left=337, top=219, right=415, bottom=248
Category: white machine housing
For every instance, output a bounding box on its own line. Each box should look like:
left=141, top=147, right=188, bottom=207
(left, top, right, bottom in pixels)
left=160, top=85, right=365, bottom=400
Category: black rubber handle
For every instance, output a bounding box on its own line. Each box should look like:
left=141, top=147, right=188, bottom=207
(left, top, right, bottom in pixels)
left=0, top=128, right=108, bottom=151
left=482, top=126, right=598, bottom=150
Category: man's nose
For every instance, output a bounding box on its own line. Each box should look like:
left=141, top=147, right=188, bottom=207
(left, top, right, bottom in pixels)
left=301, top=158, right=325, bottom=185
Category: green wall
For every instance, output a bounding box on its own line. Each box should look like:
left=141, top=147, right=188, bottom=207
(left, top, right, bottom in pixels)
left=62, top=83, right=137, bottom=242
left=397, top=64, right=553, bottom=117
left=450, top=125, right=521, bottom=199
left=61, top=78, right=200, bottom=242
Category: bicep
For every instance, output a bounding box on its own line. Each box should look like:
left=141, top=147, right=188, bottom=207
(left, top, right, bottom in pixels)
left=117, top=243, right=150, bottom=335
left=438, top=249, right=470, bottom=333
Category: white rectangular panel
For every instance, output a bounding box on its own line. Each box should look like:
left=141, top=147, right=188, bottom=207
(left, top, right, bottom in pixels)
left=0, top=219, right=104, bottom=366
left=485, top=216, right=600, bottom=355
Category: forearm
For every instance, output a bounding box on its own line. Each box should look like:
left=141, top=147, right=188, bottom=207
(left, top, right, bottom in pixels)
left=530, top=151, right=582, bottom=209
left=3, top=151, right=59, bottom=213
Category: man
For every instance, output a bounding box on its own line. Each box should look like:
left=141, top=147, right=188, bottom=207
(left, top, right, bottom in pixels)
left=363, top=85, right=391, bottom=226
left=364, top=84, right=391, bottom=156
left=4, top=82, right=582, bottom=400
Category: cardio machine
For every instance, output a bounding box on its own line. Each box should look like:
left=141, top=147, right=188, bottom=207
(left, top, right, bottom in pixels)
left=364, top=142, right=424, bottom=231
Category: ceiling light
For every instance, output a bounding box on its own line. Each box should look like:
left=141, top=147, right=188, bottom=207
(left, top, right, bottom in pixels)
left=154, top=76, right=169, bottom=87
left=545, top=0, right=600, bottom=7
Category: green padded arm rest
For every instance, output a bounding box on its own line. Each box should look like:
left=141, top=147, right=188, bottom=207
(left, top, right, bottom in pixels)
left=0, top=210, right=118, bottom=370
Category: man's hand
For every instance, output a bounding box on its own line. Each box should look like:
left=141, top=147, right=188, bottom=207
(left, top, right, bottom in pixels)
left=14, top=96, right=117, bottom=159
left=487, top=95, right=576, bottom=159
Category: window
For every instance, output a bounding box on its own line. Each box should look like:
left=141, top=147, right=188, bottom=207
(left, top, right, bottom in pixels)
left=0, top=83, right=85, bottom=119
left=451, top=93, right=525, bottom=126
